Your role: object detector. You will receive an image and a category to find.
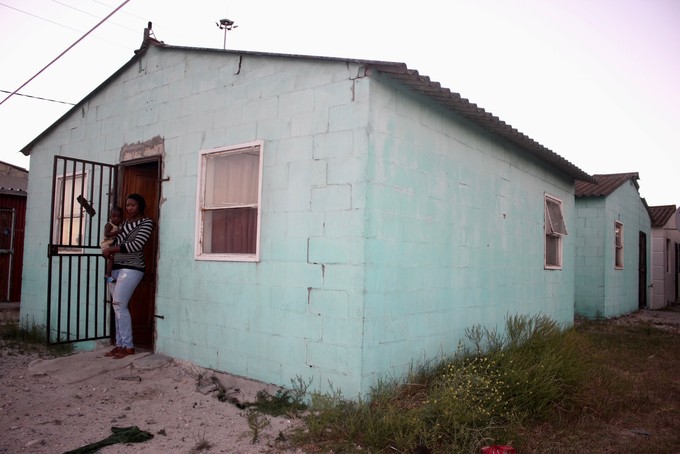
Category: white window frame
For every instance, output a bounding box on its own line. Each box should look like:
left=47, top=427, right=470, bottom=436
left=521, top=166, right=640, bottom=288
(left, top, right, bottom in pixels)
left=195, top=140, right=263, bottom=262
left=53, top=171, right=88, bottom=253
left=614, top=221, right=624, bottom=269
left=544, top=194, right=567, bottom=270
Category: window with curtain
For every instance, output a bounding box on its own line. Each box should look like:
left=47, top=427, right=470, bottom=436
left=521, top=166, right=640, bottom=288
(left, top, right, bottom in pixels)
left=196, top=141, right=263, bottom=261
left=545, top=194, right=567, bottom=269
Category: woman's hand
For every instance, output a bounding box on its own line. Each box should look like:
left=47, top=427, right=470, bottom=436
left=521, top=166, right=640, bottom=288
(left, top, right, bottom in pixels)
left=102, top=246, right=120, bottom=259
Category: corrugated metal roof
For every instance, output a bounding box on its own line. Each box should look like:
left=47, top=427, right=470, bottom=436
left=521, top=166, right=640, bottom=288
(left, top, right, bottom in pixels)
left=0, top=187, right=28, bottom=196
left=648, top=204, right=677, bottom=227
left=575, top=172, right=640, bottom=197
left=0, top=160, right=28, bottom=194
left=20, top=31, right=594, bottom=182
left=362, top=64, right=593, bottom=182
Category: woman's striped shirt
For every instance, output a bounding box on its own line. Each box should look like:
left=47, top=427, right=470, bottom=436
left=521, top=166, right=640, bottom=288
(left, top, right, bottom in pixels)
left=112, top=217, right=153, bottom=272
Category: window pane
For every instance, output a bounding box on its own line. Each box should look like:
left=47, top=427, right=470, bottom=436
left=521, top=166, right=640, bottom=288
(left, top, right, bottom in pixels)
left=60, top=218, right=82, bottom=246
left=615, top=222, right=623, bottom=267
left=205, top=151, right=259, bottom=207
left=54, top=174, right=85, bottom=247
left=204, top=208, right=257, bottom=254
left=546, top=234, right=560, bottom=267
left=546, top=199, right=567, bottom=235
left=615, top=223, right=623, bottom=247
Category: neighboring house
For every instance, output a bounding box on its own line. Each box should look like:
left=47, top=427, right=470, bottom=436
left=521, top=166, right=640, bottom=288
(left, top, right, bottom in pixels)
left=0, top=160, right=28, bottom=303
left=648, top=204, right=680, bottom=309
left=574, top=173, right=652, bottom=319
left=18, top=29, right=593, bottom=397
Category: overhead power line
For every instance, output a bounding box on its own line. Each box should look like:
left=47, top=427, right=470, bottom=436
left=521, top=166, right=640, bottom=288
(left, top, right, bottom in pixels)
left=0, top=2, right=82, bottom=32
left=0, top=90, right=75, bottom=106
left=0, top=0, right=131, bottom=108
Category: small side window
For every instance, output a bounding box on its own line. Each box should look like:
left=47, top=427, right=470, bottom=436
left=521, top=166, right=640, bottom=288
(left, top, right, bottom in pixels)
left=614, top=221, right=624, bottom=269
left=545, top=195, right=567, bottom=269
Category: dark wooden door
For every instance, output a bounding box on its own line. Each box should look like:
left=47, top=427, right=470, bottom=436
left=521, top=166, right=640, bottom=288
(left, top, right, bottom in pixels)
left=0, top=208, right=15, bottom=302
left=121, top=161, right=159, bottom=351
left=639, top=231, right=647, bottom=309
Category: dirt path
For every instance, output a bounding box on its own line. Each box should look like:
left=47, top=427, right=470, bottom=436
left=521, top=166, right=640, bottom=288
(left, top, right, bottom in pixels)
left=0, top=345, right=303, bottom=454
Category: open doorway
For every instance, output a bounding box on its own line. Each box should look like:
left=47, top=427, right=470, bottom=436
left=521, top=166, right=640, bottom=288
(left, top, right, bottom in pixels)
left=120, top=159, right=160, bottom=351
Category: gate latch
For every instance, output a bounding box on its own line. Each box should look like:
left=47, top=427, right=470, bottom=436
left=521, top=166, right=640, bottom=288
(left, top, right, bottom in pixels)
left=48, top=244, right=59, bottom=258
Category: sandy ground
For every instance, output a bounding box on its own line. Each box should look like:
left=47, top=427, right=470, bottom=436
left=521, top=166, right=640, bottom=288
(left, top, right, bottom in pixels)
left=592, top=304, right=680, bottom=333
left=0, top=344, right=305, bottom=454
left=2, top=305, right=680, bottom=454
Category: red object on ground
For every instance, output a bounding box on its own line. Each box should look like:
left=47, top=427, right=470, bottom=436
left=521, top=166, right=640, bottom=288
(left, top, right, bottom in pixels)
left=481, top=446, right=516, bottom=454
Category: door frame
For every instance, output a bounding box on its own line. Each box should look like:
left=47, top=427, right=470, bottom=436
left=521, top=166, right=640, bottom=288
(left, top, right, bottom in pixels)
left=117, top=157, right=161, bottom=351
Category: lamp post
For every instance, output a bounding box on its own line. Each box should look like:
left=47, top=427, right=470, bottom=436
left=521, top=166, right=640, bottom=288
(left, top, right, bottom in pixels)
left=216, top=18, right=238, bottom=50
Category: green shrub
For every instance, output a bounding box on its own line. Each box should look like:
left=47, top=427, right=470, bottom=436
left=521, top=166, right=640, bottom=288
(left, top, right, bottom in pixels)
left=292, top=314, right=589, bottom=453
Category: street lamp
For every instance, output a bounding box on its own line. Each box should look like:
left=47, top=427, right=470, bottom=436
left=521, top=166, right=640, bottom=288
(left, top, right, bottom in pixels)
left=216, top=18, right=238, bottom=50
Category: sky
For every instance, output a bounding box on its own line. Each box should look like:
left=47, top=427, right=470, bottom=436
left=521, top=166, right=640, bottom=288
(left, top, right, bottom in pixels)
left=0, top=0, right=678, bottom=206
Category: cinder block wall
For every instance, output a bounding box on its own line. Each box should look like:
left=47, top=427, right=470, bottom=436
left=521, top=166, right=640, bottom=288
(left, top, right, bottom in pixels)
left=575, top=181, right=651, bottom=319
left=574, top=198, right=607, bottom=318
left=361, top=74, right=576, bottom=389
left=140, top=50, right=373, bottom=395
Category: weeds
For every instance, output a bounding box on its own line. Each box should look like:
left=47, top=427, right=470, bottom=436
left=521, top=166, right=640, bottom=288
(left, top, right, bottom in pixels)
left=291, top=314, right=589, bottom=453
left=245, top=409, right=271, bottom=444
left=189, top=430, right=213, bottom=453
left=0, top=321, right=73, bottom=357
left=187, top=367, right=311, bottom=446
left=250, top=376, right=311, bottom=417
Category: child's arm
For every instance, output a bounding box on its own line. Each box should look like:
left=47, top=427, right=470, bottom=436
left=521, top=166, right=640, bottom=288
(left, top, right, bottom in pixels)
left=104, top=223, right=117, bottom=238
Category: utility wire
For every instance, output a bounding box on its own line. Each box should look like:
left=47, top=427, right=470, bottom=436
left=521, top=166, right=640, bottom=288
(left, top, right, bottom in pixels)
left=0, top=2, right=83, bottom=33
left=0, top=0, right=131, bottom=108
left=0, top=90, right=75, bottom=106
left=0, top=1, right=138, bottom=49
left=51, top=0, right=140, bottom=34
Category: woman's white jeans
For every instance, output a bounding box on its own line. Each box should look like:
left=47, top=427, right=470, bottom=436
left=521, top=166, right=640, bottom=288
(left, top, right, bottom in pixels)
left=108, top=268, right=144, bottom=349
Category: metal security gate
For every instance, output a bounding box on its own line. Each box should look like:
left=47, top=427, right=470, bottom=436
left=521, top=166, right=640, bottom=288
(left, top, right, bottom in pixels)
left=47, top=156, right=117, bottom=344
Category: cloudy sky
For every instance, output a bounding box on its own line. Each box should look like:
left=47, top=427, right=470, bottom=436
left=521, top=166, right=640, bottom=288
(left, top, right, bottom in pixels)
left=1, top=0, right=678, bottom=206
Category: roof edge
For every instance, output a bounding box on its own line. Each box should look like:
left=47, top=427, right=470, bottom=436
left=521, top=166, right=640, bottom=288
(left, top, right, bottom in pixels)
left=18, top=26, right=595, bottom=185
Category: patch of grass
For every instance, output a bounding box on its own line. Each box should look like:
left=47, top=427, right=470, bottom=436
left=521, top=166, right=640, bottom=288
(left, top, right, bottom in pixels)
left=0, top=321, right=73, bottom=357
left=518, top=318, right=680, bottom=453
left=285, top=311, right=680, bottom=453
left=189, top=430, right=213, bottom=453
left=289, top=314, right=593, bottom=453
left=249, top=376, right=311, bottom=417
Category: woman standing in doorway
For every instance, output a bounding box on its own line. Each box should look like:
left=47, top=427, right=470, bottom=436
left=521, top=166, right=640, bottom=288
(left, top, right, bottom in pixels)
left=102, top=193, right=154, bottom=359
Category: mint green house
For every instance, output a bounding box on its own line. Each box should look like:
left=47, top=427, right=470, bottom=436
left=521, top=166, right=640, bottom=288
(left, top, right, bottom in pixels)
left=574, top=173, right=652, bottom=319
left=648, top=204, right=680, bottom=309
left=19, top=30, right=593, bottom=397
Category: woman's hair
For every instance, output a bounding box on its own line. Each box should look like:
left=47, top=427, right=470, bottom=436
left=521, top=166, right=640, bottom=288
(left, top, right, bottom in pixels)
left=126, top=193, right=146, bottom=215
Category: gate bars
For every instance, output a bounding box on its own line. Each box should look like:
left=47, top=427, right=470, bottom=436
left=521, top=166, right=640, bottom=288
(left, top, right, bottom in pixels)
left=47, top=156, right=117, bottom=344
